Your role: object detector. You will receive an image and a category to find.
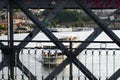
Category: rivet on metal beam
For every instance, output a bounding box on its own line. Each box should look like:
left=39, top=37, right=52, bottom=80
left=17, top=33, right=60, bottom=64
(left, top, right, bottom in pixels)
left=51, top=1, right=56, bottom=5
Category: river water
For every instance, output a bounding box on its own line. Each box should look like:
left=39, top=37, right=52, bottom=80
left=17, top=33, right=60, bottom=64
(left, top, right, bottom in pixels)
left=0, top=30, right=120, bottom=80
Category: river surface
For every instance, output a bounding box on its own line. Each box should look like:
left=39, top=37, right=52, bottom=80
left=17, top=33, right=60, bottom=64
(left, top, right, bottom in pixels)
left=0, top=30, right=120, bottom=80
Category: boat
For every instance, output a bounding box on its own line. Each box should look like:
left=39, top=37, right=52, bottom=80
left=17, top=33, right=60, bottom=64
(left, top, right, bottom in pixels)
left=41, top=50, right=64, bottom=66
left=36, top=36, right=79, bottom=66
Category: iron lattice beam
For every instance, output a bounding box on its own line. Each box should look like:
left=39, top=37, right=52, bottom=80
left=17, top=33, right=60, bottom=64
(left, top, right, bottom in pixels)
left=45, top=28, right=102, bottom=79
left=109, top=69, right=120, bottom=80
left=17, top=0, right=69, bottom=52
left=0, top=0, right=120, bottom=80
left=75, top=1, right=120, bottom=80
left=17, top=59, right=37, bottom=80
left=0, top=0, right=5, bottom=10
left=75, top=0, right=120, bottom=45
left=46, top=1, right=120, bottom=80
left=13, top=0, right=97, bottom=79
left=2, top=0, right=120, bottom=9
left=0, top=0, right=71, bottom=79
left=15, top=0, right=69, bottom=79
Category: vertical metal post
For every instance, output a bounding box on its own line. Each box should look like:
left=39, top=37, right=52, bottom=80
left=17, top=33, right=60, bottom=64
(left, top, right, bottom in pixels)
left=8, top=0, right=14, bottom=47
left=69, top=41, right=73, bottom=80
left=8, top=0, right=14, bottom=79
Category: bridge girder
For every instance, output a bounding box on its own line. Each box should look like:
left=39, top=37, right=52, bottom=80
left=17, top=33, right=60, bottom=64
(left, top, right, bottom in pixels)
left=0, top=0, right=120, bottom=80
left=2, top=0, right=120, bottom=9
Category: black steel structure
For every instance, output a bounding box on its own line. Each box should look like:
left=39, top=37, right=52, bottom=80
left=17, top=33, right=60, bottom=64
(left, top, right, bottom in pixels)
left=0, top=0, right=120, bottom=80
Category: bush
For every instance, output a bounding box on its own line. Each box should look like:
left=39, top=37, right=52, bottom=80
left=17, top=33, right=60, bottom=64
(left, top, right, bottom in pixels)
left=0, top=24, right=7, bottom=30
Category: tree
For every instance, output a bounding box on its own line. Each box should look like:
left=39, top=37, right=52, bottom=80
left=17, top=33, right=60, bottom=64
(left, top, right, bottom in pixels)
left=42, top=9, right=92, bottom=27
left=0, top=24, right=7, bottom=30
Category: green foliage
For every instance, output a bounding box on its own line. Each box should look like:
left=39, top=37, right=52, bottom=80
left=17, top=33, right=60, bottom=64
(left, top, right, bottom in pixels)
left=55, top=10, right=78, bottom=23
left=29, top=24, right=36, bottom=28
left=13, top=9, right=21, bottom=12
left=42, top=9, right=92, bottom=27
left=80, top=15, right=91, bottom=22
left=0, top=24, right=6, bottom=30
left=51, top=20, right=57, bottom=27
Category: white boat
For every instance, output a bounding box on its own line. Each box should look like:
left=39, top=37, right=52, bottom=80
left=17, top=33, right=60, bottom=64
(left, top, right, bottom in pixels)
left=41, top=50, right=64, bottom=66
left=36, top=36, right=79, bottom=65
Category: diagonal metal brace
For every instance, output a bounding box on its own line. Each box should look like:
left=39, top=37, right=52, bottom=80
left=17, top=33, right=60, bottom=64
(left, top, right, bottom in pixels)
left=0, top=0, right=5, bottom=10
left=17, top=59, right=36, bottom=80
left=108, top=68, right=120, bottom=80
left=75, top=0, right=120, bottom=80
left=17, top=0, right=69, bottom=52
left=13, top=0, right=97, bottom=79
left=45, top=28, right=102, bottom=80
left=45, top=5, right=120, bottom=80
left=13, top=1, right=69, bottom=79
left=75, top=0, right=120, bottom=45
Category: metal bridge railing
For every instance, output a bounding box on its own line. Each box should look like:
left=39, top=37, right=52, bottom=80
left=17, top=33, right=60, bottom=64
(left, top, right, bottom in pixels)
left=0, top=40, right=120, bottom=80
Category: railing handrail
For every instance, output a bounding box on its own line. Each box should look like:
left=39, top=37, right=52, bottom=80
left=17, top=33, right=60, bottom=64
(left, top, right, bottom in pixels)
left=0, top=40, right=119, bottom=43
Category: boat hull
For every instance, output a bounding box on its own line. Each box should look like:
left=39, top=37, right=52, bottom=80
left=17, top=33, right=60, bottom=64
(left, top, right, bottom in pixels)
left=41, top=54, right=65, bottom=66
